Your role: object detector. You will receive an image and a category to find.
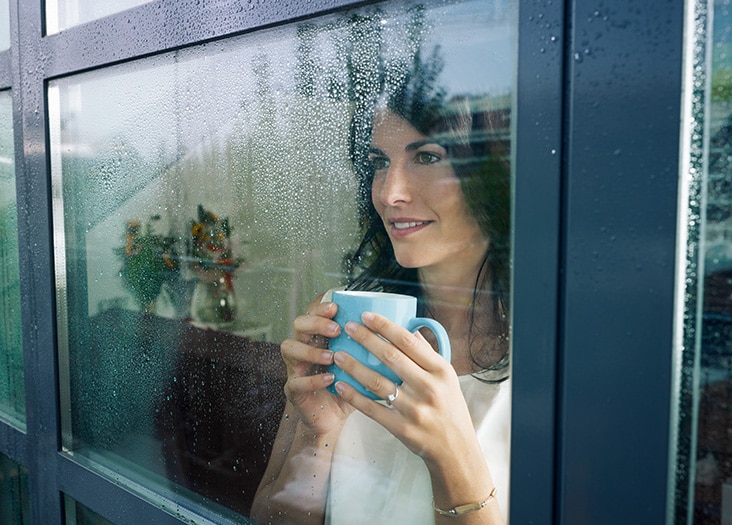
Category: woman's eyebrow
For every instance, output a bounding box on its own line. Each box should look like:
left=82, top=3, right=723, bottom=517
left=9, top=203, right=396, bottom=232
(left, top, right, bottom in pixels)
left=368, top=146, right=386, bottom=156
left=405, top=139, right=441, bottom=151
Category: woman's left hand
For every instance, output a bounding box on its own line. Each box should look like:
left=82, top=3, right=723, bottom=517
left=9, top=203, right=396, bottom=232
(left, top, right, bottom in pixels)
left=332, top=311, right=503, bottom=523
left=332, top=311, right=474, bottom=466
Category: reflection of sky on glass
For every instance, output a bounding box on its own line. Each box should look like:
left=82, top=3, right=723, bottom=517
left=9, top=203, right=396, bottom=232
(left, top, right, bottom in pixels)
left=422, top=0, right=515, bottom=96
left=0, top=0, right=10, bottom=51
left=714, top=0, right=732, bottom=65
left=0, top=90, right=15, bottom=208
left=45, top=0, right=153, bottom=34
left=53, top=0, right=515, bottom=162
left=707, top=0, right=732, bottom=270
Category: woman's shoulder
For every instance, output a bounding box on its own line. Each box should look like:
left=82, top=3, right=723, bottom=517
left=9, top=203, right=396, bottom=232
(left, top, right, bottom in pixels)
left=320, top=282, right=387, bottom=302
left=459, top=374, right=511, bottom=432
left=320, top=286, right=347, bottom=303
left=462, top=368, right=510, bottom=385
left=458, top=374, right=511, bottom=405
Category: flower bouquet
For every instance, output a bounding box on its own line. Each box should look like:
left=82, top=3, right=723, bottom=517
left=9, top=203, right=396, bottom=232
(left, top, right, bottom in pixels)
left=115, top=215, right=179, bottom=313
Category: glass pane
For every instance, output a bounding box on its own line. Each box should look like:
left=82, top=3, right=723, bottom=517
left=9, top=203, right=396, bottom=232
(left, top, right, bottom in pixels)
left=64, top=495, right=112, bottom=525
left=0, top=452, right=30, bottom=525
left=50, top=0, right=515, bottom=521
left=672, top=0, right=732, bottom=523
left=45, top=0, right=152, bottom=34
left=0, top=90, right=24, bottom=427
left=0, top=0, right=9, bottom=52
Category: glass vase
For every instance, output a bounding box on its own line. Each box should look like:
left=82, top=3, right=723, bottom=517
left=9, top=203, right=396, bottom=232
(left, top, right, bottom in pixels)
left=191, top=278, right=237, bottom=327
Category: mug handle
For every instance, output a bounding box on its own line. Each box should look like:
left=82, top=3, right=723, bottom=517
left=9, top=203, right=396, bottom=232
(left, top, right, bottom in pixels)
left=407, top=317, right=452, bottom=363
left=328, top=318, right=452, bottom=400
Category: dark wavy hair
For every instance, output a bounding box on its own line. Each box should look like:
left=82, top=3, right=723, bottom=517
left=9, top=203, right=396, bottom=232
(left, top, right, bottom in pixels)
left=345, top=62, right=511, bottom=378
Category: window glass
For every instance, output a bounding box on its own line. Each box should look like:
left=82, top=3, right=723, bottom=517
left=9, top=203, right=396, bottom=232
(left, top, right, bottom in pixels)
left=63, top=496, right=111, bottom=525
left=0, top=89, right=24, bottom=428
left=0, top=0, right=9, bottom=51
left=49, top=0, right=515, bottom=520
left=672, top=0, right=732, bottom=522
left=45, top=0, right=152, bottom=34
left=0, top=452, right=30, bottom=525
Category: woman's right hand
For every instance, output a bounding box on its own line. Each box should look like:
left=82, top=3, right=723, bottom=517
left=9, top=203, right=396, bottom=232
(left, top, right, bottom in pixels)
left=252, top=297, right=349, bottom=524
left=281, top=297, right=354, bottom=437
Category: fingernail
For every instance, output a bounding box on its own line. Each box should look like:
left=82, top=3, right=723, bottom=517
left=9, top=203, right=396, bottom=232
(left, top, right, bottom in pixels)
left=362, top=311, right=374, bottom=322
left=345, top=321, right=358, bottom=334
left=335, top=382, right=346, bottom=394
left=323, top=373, right=334, bottom=384
left=333, top=351, right=345, bottom=364
left=322, top=351, right=334, bottom=362
left=327, top=322, right=339, bottom=335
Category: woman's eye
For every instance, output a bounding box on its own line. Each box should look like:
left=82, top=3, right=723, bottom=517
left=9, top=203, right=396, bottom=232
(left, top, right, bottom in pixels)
left=369, top=156, right=389, bottom=170
left=415, top=151, right=441, bottom=165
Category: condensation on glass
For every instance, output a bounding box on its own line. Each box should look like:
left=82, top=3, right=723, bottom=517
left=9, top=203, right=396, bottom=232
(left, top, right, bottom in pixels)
left=0, top=451, right=30, bottom=525
left=670, top=0, right=732, bottom=523
left=45, top=0, right=152, bottom=34
left=0, top=90, right=25, bottom=429
left=48, top=0, right=515, bottom=520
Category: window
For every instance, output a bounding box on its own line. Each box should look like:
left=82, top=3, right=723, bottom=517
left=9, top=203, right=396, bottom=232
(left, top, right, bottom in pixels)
left=49, top=1, right=516, bottom=520
left=0, top=89, right=23, bottom=428
left=0, top=451, right=30, bottom=525
left=671, top=0, right=732, bottom=522
left=2, top=1, right=685, bottom=523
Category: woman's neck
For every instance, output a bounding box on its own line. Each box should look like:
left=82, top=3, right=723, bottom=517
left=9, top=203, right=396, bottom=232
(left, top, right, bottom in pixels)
left=417, top=240, right=489, bottom=325
left=417, top=246, right=492, bottom=375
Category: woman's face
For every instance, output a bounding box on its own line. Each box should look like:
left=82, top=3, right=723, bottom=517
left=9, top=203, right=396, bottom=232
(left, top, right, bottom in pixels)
left=369, top=111, right=489, bottom=274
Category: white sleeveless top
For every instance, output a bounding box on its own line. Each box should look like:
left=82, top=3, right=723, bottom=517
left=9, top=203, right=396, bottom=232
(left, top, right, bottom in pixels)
left=325, top=375, right=511, bottom=524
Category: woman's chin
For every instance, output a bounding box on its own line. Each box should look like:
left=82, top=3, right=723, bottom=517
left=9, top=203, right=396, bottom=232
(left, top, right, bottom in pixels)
left=394, top=255, right=427, bottom=269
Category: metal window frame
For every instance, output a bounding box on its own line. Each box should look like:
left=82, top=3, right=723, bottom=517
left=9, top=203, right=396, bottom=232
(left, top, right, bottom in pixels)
left=0, top=0, right=684, bottom=523
left=555, top=1, right=682, bottom=523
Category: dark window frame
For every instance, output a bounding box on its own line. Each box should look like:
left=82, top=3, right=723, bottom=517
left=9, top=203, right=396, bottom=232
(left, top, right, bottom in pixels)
left=0, top=0, right=682, bottom=523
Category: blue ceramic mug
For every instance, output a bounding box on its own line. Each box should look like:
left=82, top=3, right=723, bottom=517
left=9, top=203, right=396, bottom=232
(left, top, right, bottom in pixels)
left=327, top=291, right=451, bottom=400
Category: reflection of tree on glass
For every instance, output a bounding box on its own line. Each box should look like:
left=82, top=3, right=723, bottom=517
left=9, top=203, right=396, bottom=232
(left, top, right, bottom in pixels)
left=251, top=42, right=511, bottom=524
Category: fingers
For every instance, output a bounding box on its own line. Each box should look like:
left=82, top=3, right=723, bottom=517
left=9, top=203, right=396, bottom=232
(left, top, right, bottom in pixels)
left=334, top=347, right=395, bottom=395
left=346, top=312, right=448, bottom=378
left=333, top=376, right=400, bottom=423
left=293, top=302, right=340, bottom=344
left=281, top=338, right=335, bottom=369
left=281, top=338, right=334, bottom=387
left=281, top=301, right=341, bottom=402
left=284, top=371, right=335, bottom=400
left=281, top=338, right=336, bottom=399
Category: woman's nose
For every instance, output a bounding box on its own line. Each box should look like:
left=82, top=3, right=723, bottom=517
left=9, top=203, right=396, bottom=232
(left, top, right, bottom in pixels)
left=376, top=163, right=412, bottom=206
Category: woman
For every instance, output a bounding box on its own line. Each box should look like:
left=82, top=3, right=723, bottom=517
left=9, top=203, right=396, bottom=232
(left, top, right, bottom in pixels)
left=251, top=84, right=511, bottom=524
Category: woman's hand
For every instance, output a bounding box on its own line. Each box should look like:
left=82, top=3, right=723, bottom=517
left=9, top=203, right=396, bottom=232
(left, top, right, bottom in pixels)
left=331, top=311, right=472, bottom=461
left=331, top=312, right=502, bottom=523
left=252, top=297, right=352, bottom=525
left=281, top=298, right=354, bottom=437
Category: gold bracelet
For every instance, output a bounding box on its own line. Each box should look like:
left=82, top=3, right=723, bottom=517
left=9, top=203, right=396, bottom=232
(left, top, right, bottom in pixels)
left=432, top=486, right=497, bottom=517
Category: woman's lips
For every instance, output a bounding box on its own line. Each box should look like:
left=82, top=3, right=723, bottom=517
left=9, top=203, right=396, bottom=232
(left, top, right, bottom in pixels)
left=388, top=220, right=431, bottom=238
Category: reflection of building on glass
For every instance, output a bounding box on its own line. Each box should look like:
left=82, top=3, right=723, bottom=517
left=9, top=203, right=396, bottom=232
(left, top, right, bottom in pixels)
left=693, top=106, right=732, bottom=523
left=251, top=25, right=512, bottom=524
left=0, top=91, right=24, bottom=424
left=707, top=111, right=732, bottom=271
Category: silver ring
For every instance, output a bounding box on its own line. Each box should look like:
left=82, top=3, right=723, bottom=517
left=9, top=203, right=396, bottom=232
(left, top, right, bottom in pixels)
left=385, top=386, right=399, bottom=406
